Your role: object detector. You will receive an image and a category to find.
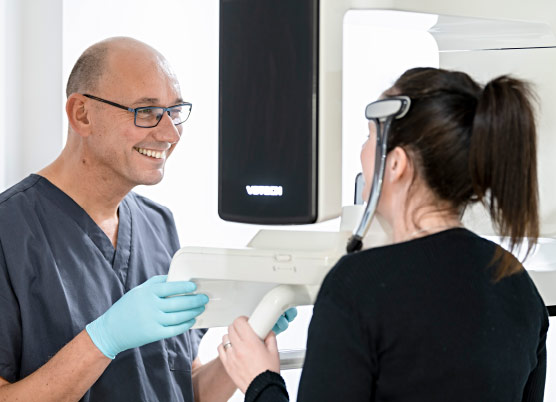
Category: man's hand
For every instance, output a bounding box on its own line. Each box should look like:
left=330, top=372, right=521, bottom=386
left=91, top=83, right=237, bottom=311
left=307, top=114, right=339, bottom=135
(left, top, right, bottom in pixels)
left=272, top=307, right=298, bottom=335
left=86, top=275, right=208, bottom=359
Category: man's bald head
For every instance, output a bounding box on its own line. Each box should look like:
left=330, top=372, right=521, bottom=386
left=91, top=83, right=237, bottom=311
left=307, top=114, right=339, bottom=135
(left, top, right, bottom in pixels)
left=65, top=37, right=172, bottom=98
left=62, top=37, right=183, bottom=189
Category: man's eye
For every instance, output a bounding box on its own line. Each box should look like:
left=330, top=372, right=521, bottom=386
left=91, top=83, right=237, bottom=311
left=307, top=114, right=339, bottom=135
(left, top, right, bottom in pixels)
left=169, top=108, right=182, bottom=118
left=137, top=108, right=155, bottom=117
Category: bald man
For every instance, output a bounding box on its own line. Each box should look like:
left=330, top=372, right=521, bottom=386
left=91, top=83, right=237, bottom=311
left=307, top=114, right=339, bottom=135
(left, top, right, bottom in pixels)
left=0, top=37, right=243, bottom=401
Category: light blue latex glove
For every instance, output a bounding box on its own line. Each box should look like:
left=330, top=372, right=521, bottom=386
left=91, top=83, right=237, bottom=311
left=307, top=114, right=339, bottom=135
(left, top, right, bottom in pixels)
left=86, top=275, right=208, bottom=359
left=272, top=307, right=298, bottom=335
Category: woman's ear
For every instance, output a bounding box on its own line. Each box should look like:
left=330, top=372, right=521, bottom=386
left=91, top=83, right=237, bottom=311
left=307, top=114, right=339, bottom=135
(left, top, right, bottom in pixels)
left=66, top=94, right=92, bottom=137
left=387, top=146, right=410, bottom=183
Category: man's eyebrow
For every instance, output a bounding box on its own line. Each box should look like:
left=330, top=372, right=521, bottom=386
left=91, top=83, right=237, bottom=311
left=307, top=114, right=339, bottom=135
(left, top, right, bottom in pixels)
left=131, top=97, right=160, bottom=106
left=131, top=97, right=185, bottom=106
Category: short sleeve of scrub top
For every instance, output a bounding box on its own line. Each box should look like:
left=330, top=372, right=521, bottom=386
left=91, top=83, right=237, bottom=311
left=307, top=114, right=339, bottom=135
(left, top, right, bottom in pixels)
left=0, top=174, right=206, bottom=402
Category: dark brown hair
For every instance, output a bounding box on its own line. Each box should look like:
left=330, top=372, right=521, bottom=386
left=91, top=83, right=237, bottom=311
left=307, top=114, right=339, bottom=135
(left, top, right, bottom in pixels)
left=386, top=67, right=539, bottom=279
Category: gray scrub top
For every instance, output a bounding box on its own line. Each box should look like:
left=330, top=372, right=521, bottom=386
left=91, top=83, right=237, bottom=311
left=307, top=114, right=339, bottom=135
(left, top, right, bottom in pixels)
left=0, top=174, right=205, bottom=401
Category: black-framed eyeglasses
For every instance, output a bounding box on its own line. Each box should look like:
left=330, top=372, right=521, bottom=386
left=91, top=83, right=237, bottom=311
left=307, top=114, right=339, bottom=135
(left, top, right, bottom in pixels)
left=83, top=94, right=192, bottom=128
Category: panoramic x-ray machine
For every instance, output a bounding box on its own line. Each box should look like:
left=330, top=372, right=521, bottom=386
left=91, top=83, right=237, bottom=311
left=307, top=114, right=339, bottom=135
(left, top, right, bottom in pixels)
left=169, top=0, right=556, bottom=365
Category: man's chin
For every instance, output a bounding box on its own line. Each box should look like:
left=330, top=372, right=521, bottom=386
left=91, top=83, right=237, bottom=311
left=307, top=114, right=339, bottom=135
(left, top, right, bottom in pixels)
left=135, top=171, right=165, bottom=187
left=141, top=177, right=164, bottom=186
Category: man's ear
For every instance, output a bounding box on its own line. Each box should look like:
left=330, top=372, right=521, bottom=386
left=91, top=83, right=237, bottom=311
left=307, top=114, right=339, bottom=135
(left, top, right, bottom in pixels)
left=387, top=146, right=410, bottom=183
left=66, top=94, right=92, bottom=137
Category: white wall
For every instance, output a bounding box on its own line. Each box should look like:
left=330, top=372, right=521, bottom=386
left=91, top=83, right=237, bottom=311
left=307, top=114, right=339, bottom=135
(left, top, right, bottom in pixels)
left=1, top=0, right=63, bottom=189
left=0, top=0, right=6, bottom=190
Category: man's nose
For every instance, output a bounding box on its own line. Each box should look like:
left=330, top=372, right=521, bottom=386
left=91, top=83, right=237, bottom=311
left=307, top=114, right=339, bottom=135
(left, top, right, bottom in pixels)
left=154, top=111, right=181, bottom=144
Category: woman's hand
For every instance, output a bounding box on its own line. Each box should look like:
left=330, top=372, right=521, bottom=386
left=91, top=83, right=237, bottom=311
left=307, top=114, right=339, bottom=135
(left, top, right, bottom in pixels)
left=218, top=316, right=280, bottom=394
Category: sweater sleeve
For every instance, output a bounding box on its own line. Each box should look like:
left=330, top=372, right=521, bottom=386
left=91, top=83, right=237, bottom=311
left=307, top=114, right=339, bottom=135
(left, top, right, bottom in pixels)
left=297, top=260, right=375, bottom=402
left=521, top=310, right=549, bottom=402
left=245, top=370, right=289, bottom=402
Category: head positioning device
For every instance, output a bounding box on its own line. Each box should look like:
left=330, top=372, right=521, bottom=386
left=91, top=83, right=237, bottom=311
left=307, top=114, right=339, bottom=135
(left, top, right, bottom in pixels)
left=346, top=96, right=411, bottom=253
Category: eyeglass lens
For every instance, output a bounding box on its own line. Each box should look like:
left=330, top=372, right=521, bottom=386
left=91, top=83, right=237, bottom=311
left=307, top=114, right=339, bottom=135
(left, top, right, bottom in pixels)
left=135, top=104, right=191, bottom=128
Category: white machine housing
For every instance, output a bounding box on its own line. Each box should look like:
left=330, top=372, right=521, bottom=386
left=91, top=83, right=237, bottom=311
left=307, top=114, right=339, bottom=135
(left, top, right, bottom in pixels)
left=169, top=1, right=556, bottom=342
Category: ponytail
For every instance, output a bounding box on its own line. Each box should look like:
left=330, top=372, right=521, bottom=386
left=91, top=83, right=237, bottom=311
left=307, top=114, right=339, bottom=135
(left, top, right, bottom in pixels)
left=469, top=76, right=539, bottom=279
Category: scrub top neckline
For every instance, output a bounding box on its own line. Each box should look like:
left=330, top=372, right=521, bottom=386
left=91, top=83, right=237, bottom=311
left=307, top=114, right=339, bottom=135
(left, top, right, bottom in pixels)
left=30, top=174, right=133, bottom=285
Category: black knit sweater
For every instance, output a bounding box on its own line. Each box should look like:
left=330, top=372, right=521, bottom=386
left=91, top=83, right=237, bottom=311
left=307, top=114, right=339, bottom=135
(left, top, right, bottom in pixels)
left=246, top=228, right=548, bottom=402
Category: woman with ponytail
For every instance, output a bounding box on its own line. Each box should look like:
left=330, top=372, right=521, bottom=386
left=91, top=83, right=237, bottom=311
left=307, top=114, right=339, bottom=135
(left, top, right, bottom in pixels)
left=218, top=68, right=549, bottom=402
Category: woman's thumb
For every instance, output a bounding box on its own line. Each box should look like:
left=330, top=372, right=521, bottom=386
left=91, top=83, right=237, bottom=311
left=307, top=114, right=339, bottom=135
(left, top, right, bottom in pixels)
left=264, top=331, right=278, bottom=353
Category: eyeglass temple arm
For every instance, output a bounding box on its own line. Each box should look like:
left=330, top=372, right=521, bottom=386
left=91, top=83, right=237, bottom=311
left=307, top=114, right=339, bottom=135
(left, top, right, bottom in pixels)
left=83, top=94, right=134, bottom=113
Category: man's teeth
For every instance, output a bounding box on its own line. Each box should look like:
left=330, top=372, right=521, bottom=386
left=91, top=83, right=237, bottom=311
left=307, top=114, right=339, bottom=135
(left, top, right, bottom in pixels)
left=135, top=147, right=164, bottom=159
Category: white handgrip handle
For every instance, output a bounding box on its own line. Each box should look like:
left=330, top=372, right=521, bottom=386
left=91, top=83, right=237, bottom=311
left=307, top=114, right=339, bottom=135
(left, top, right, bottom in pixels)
left=248, top=284, right=314, bottom=339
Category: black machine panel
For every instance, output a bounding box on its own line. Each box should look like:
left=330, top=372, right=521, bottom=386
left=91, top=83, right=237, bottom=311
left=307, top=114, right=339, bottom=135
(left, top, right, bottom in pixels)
left=218, top=0, right=319, bottom=224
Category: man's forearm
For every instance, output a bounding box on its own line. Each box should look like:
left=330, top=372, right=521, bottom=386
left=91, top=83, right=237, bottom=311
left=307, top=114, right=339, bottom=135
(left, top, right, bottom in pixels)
left=0, top=330, right=111, bottom=402
left=192, top=357, right=238, bottom=402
